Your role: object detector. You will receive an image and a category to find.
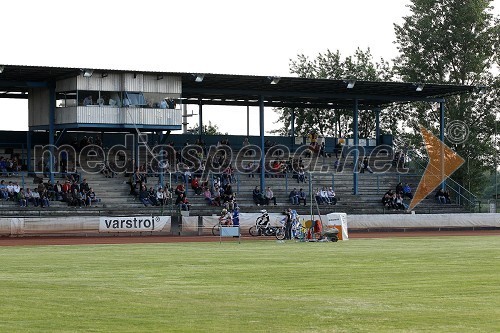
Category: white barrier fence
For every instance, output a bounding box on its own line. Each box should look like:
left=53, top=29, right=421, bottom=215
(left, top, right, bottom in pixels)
left=0, top=213, right=499, bottom=237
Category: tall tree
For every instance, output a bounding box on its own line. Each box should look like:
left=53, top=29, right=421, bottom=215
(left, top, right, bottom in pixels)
left=272, top=48, right=396, bottom=138
left=393, top=0, right=500, bottom=195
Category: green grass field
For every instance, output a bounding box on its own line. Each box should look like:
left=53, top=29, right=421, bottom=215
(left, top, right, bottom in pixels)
left=1, top=236, right=499, bottom=332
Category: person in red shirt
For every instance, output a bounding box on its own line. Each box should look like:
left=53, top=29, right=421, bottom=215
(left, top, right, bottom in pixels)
left=61, top=180, right=71, bottom=193
left=191, top=177, right=202, bottom=195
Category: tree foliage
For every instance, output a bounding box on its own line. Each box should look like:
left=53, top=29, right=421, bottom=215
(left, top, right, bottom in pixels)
left=187, top=121, right=227, bottom=136
left=271, top=48, right=396, bottom=138
left=393, top=0, right=500, bottom=194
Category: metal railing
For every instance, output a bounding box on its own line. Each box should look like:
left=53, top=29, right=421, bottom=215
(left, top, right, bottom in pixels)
left=405, top=150, right=479, bottom=211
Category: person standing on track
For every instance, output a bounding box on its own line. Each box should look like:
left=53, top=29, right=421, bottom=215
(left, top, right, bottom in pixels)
left=284, top=208, right=293, bottom=240
left=232, top=207, right=240, bottom=227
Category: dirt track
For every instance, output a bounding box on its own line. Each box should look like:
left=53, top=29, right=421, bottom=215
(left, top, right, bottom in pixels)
left=1, top=229, right=499, bottom=246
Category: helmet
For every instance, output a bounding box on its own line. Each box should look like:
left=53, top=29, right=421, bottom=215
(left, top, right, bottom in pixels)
left=260, top=209, right=267, bottom=214
left=221, top=209, right=227, bottom=214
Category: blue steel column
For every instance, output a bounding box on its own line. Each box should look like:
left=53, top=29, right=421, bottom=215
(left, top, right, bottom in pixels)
left=440, top=102, right=445, bottom=190
left=259, top=96, right=265, bottom=192
left=290, top=108, right=295, bottom=151
left=353, top=99, right=359, bottom=195
left=375, top=108, right=380, bottom=146
left=134, top=132, right=139, bottom=171
left=198, top=99, right=203, bottom=138
left=48, top=82, right=56, bottom=183
left=158, top=131, right=164, bottom=187
left=27, top=131, right=32, bottom=173
left=246, top=106, right=250, bottom=137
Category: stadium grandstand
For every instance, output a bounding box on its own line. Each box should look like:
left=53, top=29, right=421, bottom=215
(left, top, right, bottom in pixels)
left=1, top=64, right=492, bottom=237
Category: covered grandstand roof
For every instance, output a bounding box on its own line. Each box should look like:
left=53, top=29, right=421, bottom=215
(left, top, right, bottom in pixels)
left=0, top=64, right=476, bottom=109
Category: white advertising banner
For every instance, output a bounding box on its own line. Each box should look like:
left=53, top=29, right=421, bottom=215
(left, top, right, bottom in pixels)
left=99, top=215, right=171, bottom=233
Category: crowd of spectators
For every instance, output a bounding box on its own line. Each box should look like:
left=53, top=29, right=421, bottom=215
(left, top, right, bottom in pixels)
left=0, top=175, right=100, bottom=208
left=314, top=187, right=338, bottom=205
left=0, top=156, right=22, bottom=176
left=381, top=182, right=413, bottom=211
left=435, top=188, right=451, bottom=204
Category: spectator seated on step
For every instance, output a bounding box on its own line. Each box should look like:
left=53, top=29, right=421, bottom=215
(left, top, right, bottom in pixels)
left=289, top=188, right=299, bottom=205
left=30, top=188, right=40, bottom=207
left=270, top=160, right=286, bottom=178
left=221, top=184, right=234, bottom=204
left=86, top=188, right=100, bottom=207
left=138, top=185, right=152, bottom=207
left=243, top=161, right=257, bottom=178
left=394, top=193, right=407, bottom=210
left=327, top=187, right=337, bottom=205
left=435, top=189, right=447, bottom=204
left=175, top=193, right=190, bottom=211
left=191, top=177, right=202, bottom=195
left=315, top=188, right=324, bottom=205
left=252, top=186, right=265, bottom=206
left=17, top=188, right=27, bottom=207
left=0, top=157, right=8, bottom=176
left=39, top=188, right=50, bottom=208
left=320, top=187, right=331, bottom=204
left=80, top=178, right=90, bottom=194
left=182, top=168, right=193, bottom=185
left=222, top=165, right=234, bottom=184
left=402, top=183, right=413, bottom=199
left=175, top=183, right=186, bottom=197
left=203, top=187, right=215, bottom=206
left=382, top=189, right=396, bottom=209
left=298, top=188, right=307, bottom=206
left=264, top=186, right=277, bottom=206
left=156, top=187, right=168, bottom=206
left=148, top=187, right=159, bottom=206
left=0, top=180, right=8, bottom=200
left=443, top=189, right=451, bottom=204
left=395, top=182, right=404, bottom=195
left=53, top=181, right=64, bottom=201
left=296, top=167, right=306, bottom=183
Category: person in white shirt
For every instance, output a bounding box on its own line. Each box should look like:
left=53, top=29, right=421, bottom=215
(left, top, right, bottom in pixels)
left=327, top=187, right=337, bottom=205
left=156, top=187, right=165, bottom=206
left=31, top=189, right=41, bottom=207
left=320, top=187, right=330, bottom=204
left=6, top=181, right=15, bottom=199
left=265, top=186, right=277, bottom=206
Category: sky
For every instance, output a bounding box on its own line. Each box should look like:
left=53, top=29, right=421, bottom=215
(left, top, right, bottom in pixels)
left=1, top=0, right=498, bottom=135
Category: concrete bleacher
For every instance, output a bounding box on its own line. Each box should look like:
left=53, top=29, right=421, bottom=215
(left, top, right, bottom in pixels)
left=0, top=148, right=470, bottom=217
